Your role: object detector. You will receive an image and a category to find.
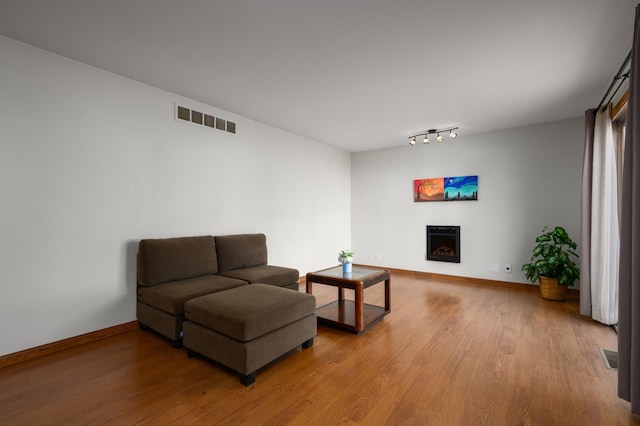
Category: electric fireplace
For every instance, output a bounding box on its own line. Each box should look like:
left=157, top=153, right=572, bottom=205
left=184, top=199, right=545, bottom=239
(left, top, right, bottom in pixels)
left=426, top=225, right=460, bottom=263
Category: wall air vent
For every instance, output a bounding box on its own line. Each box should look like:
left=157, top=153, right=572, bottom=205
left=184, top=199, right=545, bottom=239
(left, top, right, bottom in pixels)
left=175, top=103, right=236, bottom=134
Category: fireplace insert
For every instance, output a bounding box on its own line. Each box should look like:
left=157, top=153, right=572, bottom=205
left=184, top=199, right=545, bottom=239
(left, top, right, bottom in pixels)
left=426, top=225, right=460, bottom=263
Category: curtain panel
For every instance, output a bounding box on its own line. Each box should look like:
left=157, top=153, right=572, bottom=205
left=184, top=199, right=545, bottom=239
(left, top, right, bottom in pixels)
left=592, top=107, right=620, bottom=325
left=580, top=110, right=595, bottom=317
left=618, top=4, right=640, bottom=415
left=581, top=107, right=620, bottom=325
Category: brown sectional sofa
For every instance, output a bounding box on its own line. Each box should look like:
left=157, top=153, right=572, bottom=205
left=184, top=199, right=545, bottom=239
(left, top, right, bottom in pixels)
left=136, top=233, right=300, bottom=347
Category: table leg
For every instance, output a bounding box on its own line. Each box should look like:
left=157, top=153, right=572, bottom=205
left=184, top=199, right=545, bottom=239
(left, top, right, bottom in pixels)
left=306, top=274, right=312, bottom=294
left=338, top=286, right=345, bottom=304
left=354, top=283, right=364, bottom=332
left=385, top=277, right=391, bottom=311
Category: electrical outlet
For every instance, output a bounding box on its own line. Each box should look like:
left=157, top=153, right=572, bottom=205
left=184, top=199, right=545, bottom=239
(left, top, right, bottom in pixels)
left=375, top=253, right=382, bottom=261
left=490, top=262, right=500, bottom=272
left=505, top=264, right=512, bottom=273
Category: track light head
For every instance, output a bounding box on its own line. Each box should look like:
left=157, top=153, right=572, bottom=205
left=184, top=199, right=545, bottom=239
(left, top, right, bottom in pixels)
left=437, top=133, right=444, bottom=143
left=450, top=131, right=457, bottom=139
left=409, top=137, right=416, bottom=146
left=423, top=135, right=429, bottom=144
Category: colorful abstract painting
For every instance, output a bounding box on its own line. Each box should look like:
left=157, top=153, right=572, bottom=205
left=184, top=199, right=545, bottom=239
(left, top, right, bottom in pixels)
left=414, top=175, right=478, bottom=202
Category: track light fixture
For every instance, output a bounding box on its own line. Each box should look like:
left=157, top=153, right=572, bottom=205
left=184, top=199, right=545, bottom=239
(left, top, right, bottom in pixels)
left=408, top=126, right=459, bottom=146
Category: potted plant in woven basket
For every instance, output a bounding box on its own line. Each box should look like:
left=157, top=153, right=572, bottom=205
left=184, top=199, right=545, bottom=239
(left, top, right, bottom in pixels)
left=521, top=226, right=580, bottom=301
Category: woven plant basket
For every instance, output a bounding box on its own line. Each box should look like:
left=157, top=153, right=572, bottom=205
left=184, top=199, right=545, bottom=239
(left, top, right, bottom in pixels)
left=539, top=276, right=568, bottom=301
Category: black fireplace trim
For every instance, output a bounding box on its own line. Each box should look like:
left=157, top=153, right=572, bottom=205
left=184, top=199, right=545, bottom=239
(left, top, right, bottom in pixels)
left=426, top=225, right=461, bottom=263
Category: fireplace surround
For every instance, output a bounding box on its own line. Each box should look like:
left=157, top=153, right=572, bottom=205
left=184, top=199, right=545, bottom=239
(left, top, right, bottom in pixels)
left=426, top=225, right=460, bottom=263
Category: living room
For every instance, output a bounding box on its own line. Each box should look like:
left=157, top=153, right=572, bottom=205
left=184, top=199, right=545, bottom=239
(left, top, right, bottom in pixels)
left=0, top=1, right=597, bottom=361
left=1, top=1, right=639, bottom=423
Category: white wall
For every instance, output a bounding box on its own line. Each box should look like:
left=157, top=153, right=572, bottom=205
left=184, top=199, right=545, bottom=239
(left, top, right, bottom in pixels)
left=0, top=36, right=351, bottom=356
left=351, top=118, right=583, bottom=284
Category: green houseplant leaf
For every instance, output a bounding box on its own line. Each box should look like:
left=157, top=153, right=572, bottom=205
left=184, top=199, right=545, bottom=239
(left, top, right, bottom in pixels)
left=521, top=226, right=580, bottom=286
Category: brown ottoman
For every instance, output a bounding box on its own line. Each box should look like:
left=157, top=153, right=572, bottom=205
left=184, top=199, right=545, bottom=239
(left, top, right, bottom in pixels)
left=183, top=284, right=317, bottom=385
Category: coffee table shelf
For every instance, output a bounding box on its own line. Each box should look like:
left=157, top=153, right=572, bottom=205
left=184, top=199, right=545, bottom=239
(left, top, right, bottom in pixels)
left=315, top=300, right=387, bottom=331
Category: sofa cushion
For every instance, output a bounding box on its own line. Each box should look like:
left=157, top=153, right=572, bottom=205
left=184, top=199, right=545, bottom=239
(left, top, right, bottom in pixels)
left=214, top=234, right=268, bottom=273
left=184, top=284, right=316, bottom=342
left=137, top=275, right=247, bottom=315
left=218, top=264, right=299, bottom=287
left=137, top=236, right=218, bottom=286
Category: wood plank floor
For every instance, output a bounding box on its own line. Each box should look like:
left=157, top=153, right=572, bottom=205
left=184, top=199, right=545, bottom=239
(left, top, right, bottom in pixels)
left=1, top=272, right=638, bottom=425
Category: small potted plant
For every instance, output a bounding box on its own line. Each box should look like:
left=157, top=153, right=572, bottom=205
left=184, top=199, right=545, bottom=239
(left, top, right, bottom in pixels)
left=521, top=226, right=580, bottom=301
left=338, top=249, right=354, bottom=274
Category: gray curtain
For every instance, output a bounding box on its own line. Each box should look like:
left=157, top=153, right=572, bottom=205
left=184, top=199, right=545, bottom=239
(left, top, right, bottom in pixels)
left=581, top=109, right=596, bottom=317
left=618, top=4, right=640, bottom=415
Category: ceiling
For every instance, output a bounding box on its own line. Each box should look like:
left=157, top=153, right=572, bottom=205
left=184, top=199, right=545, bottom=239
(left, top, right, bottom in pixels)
left=0, top=1, right=636, bottom=152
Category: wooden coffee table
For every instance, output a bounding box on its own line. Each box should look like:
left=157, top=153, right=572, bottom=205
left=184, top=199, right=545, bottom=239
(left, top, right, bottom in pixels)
left=305, top=266, right=390, bottom=334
